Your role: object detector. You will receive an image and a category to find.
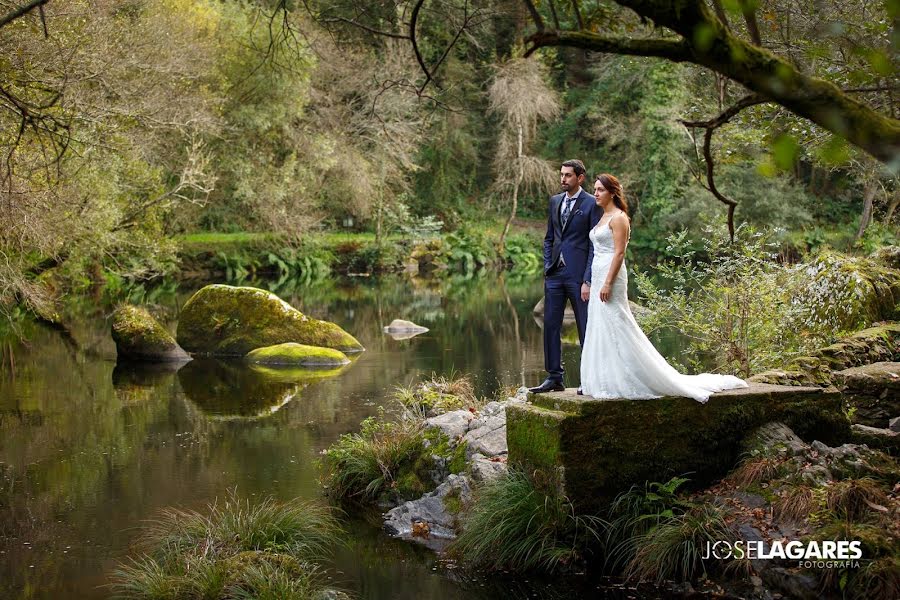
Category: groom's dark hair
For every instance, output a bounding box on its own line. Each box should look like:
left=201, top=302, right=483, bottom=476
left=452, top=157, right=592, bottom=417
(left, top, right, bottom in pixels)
left=561, top=159, right=586, bottom=177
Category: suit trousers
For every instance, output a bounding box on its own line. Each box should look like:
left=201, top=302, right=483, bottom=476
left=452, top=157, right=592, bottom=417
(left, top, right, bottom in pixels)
left=543, top=262, right=589, bottom=383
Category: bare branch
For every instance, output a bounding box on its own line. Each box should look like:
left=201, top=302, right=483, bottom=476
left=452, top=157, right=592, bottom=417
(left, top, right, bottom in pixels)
left=680, top=94, right=768, bottom=241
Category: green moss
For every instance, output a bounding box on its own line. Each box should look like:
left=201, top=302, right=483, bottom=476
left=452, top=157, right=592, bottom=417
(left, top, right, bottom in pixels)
left=506, top=404, right=566, bottom=472
left=443, top=488, right=463, bottom=516
left=448, top=441, right=468, bottom=474
left=395, top=470, right=429, bottom=499
left=245, top=342, right=350, bottom=366
left=177, top=284, right=364, bottom=356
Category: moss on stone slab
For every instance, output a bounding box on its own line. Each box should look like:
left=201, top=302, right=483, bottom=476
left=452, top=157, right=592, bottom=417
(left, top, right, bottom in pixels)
left=508, top=384, right=850, bottom=513
left=111, top=305, right=191, bottom=362
left=506, top=404, right=566, bottom=472
left=245, top=342, right=350, bottom=367
left=177, top=284, right=364, bottom=356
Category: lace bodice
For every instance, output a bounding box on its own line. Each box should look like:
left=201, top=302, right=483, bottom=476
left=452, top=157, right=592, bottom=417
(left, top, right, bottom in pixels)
left=589, top=222, right=616, bottom=254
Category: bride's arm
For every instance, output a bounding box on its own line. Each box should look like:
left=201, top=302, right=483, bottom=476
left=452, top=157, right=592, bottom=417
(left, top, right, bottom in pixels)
left=599, top=216, right=630, bottom=302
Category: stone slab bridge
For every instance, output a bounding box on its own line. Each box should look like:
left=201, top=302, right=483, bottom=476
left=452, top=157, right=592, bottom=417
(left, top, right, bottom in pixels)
left=507, top=383, right=850, bottom=513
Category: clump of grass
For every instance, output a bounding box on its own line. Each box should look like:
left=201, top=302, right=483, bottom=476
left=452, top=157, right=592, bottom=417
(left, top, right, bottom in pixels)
left=109, top=493, right=342, bottom=599
left=825, top=478, right=890, bottom=522
left=449, top=469, right=603, bottom=573
left=624, top=504, right=736, bottom=585
left=602, top=477, right=692, bottom=572
left=852, top=556, right=900, bottom=600
left=773, top=485, right=818, bottom=525
left=727, top=455, right=786, bottom=488
left=816, top=521, right=900, bottom=600
left=394, top=373, right=479, bottom=418
left=320, top=414, right=432, bottom=504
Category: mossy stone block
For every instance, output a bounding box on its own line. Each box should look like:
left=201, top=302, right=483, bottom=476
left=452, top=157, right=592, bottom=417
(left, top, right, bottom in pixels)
left=508, top=383, right=850, bottom=513
left=177, top=284, right=363, bottom=356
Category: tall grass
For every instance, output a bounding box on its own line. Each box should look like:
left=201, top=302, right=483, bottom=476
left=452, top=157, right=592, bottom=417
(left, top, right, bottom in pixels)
left=109, top=493, right=341, bottom=599
left=624, top=504, right=736, bottom=585
left=602, top=477, right=692, bottom=572
left=449, top=469, right=603, bottom=572
left=320, top=416, right=430, bottom=503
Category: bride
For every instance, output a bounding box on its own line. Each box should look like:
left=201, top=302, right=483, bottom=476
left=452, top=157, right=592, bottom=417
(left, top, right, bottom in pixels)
left=579, top=174, right=747, bottom=403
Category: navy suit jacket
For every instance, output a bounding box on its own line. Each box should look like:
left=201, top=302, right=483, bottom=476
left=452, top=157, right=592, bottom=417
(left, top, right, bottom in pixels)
left=543, top=189, right=602, bottom=284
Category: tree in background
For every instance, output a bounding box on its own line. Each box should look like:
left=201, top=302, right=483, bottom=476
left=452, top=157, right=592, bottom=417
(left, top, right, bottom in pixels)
left=488, top=56, right=559, bottom=253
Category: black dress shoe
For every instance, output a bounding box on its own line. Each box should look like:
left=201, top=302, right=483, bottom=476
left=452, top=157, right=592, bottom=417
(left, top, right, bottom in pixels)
left=576, top=387, right=584, bottom=395
left=528, top=379, right=565, bottom=393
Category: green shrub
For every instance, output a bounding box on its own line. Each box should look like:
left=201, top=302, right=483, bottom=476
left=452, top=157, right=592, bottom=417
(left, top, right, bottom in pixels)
left=624, top=504, right=735, bottom=585
left=450, top=469, right=603, bottom=572
left=109, top=494, right=341, bottom=599
left=636, top=225, right=900, bottom=377
left=320, top=415, right=434, bottom=504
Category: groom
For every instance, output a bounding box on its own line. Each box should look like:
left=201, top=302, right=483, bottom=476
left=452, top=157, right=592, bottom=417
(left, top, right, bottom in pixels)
left=529, top=159, right=601, bottom=393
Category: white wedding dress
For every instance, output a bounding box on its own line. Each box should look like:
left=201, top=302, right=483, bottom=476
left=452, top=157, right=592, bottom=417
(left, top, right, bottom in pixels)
left=580, top=220, right=748, bottom=403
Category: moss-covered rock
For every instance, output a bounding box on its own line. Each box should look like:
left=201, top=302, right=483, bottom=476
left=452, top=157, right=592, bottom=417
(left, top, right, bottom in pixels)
left=873, top=245, right=900, bottom=270
left=750, top=322, right=900, bottom=387
left=176, top=284, right=364, bottom=356
left=111, top=305, right=191, bottom=362
left=834, top=362, right=900, bottom=428
left=245, top=342, right=350, bottom=367
left=792, top=250, right=900, bottom=332
left=508, top=384, right=850, bottom=513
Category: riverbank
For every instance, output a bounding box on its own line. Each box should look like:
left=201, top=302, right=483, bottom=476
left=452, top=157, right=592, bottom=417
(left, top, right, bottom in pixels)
left=174, top=224, right=545, bottom=281
left=322, top=323, right=900, bottom=599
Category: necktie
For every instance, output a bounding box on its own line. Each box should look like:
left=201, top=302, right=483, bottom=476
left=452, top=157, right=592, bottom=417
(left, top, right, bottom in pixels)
left=561, top=198, right=574, bottom=229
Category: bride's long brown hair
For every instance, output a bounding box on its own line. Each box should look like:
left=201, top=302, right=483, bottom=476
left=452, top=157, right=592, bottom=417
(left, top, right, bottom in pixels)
left=596, top=174, right=628, bottom=215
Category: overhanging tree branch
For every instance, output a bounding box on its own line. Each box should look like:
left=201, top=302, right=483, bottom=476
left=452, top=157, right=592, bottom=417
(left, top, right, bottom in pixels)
left=525, top=30, right=692, bottom=62
left=0, top=0, right=50, bottom=30
left=523, top=0, right=900, bottom=166
left=681, top=94, right=768, bottom=241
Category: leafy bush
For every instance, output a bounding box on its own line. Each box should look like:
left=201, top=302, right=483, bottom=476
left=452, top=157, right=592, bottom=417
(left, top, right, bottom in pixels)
left=636, top=225, right=899, bottom=377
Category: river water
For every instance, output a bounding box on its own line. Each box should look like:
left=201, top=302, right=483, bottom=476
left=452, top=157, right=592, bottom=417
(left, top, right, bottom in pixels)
left=0, top=272, right=682, bottom=599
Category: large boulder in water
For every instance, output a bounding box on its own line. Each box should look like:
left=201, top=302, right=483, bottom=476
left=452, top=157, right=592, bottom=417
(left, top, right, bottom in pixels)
left=111, top=305, right=191, bottom=362
left=177, top=285, right=364, bottom=356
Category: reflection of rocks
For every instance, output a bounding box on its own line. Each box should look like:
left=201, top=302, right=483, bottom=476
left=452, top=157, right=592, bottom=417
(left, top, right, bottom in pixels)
left=532, top=297, right=648, bottom=322
left=533, top=298, right=575, bottom=323
left=177, top=358, right=347, bottom=419
left=112, top=360, right=184, bottom=389
left=111, top=305, right=191, bottom=362
left=245, top=342, right=350, bottom=367
left=177, top=284, right=364, bottom=356
left=383, top=319, right=429, bottom=340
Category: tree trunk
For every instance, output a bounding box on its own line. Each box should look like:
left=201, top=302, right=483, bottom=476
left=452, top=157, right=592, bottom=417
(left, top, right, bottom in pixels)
left=499, top=121, right=524, bottom=255
left=854, top=179, right=877, bottom=241
left=884, top=190, right=899, bottom=225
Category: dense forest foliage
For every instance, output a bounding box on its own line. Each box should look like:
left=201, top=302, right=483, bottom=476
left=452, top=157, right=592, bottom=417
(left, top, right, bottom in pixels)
left=1, top=0, right=897, bottom=324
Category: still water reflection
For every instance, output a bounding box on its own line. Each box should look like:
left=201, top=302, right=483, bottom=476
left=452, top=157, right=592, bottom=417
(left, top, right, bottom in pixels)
left=0, top=272, right=676, bottom=599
